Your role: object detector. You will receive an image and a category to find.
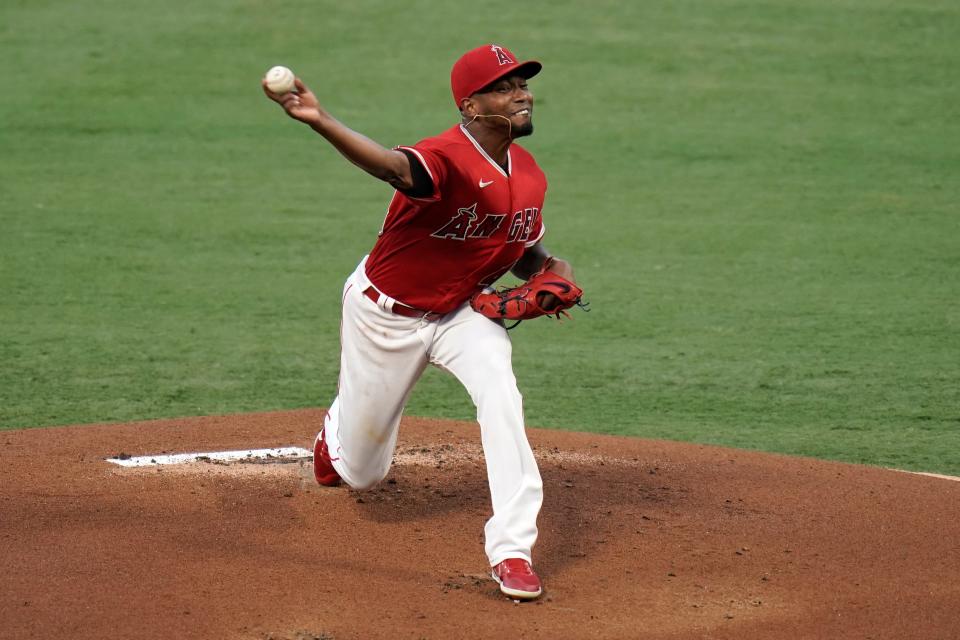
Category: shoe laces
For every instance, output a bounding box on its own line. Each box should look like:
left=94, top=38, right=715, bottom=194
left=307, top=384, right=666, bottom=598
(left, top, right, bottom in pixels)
left=499, top=558, right=534, bottom=576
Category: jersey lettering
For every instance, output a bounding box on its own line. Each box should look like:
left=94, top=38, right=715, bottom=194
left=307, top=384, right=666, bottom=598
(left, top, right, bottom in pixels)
left=431, top=202, right=478, bottom=241
left=520, top=208, right=535, bottom=242
left=491, top=45, right=514, bottom=66
left=469, top=214, right=506, bottom=239
left=506, top=207, right=539, bottom=242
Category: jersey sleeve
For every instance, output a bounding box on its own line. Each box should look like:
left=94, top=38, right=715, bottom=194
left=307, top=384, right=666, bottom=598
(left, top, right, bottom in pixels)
left=394, top=140, right=448, bottom=203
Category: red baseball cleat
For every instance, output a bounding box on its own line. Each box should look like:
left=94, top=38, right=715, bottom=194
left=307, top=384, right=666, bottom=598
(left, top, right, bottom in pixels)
left=491, top=558, right=542, bottom=600
left=313, top=428, right=341, bottom=486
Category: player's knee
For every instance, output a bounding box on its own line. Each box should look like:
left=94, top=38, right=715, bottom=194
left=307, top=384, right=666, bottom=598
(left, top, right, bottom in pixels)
left=484, top=366, right=521, bottom=395
left=343, top=463, right=391, bottom=491
left=473, top=347, right=516, bottom=381
left=347, top=477, right=379, bottom=491
left=474, top=378, right=523, bottom=412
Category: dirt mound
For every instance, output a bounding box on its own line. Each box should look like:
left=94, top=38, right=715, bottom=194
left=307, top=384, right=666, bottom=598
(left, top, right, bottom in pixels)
left=1, top=409, right=958, bottom=639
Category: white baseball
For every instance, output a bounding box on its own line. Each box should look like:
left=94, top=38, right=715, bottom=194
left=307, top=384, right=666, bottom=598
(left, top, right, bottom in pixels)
left=265, top=65, right=295, bottom=94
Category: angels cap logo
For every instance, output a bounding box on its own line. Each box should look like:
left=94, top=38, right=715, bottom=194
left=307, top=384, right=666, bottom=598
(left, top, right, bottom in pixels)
left=491, top=45, right=514, bottom=66
left=450, top=44, right=541, bottom=105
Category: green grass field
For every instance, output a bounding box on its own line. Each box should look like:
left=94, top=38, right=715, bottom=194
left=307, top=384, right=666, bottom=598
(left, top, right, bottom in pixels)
left=2, top=0, right=958, bottom=474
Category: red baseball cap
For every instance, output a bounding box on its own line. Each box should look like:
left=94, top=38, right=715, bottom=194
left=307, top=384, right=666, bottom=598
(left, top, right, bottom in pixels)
left=450, top=44, right=542, bottom=106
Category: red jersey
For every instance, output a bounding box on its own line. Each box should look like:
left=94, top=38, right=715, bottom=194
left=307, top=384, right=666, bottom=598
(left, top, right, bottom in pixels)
left=364, top=124, right=547, bottom=314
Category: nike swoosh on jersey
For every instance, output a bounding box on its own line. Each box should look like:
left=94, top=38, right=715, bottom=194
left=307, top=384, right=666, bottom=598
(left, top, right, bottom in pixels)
left=479, top=179, right=494, bottom=188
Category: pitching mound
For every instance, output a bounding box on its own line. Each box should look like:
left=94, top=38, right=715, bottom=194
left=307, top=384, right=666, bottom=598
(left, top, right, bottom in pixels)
left=1, top=409, right=958, bottom=639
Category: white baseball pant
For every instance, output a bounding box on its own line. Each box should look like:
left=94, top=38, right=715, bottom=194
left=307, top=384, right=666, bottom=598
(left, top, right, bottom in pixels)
left=321, top=257, right=543, bottom=566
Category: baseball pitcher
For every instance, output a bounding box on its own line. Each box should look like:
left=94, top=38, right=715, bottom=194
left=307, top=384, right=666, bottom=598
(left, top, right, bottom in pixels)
left=263, top=44, right=583, bottom=600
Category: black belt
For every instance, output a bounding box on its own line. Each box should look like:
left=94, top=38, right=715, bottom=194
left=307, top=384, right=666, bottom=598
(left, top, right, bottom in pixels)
left=363, top=287, right=445, bottom=321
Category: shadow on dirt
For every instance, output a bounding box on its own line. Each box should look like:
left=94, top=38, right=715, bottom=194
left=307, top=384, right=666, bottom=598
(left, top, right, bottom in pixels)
left=345, top=442, right=691, bottom=579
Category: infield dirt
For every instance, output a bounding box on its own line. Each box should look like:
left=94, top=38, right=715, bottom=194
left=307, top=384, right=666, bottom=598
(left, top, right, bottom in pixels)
left=2, top=409, right=958, bottom=639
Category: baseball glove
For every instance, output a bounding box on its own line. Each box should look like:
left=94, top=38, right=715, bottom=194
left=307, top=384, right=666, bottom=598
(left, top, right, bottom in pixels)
left=470, top=259, right=586, bottom=326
